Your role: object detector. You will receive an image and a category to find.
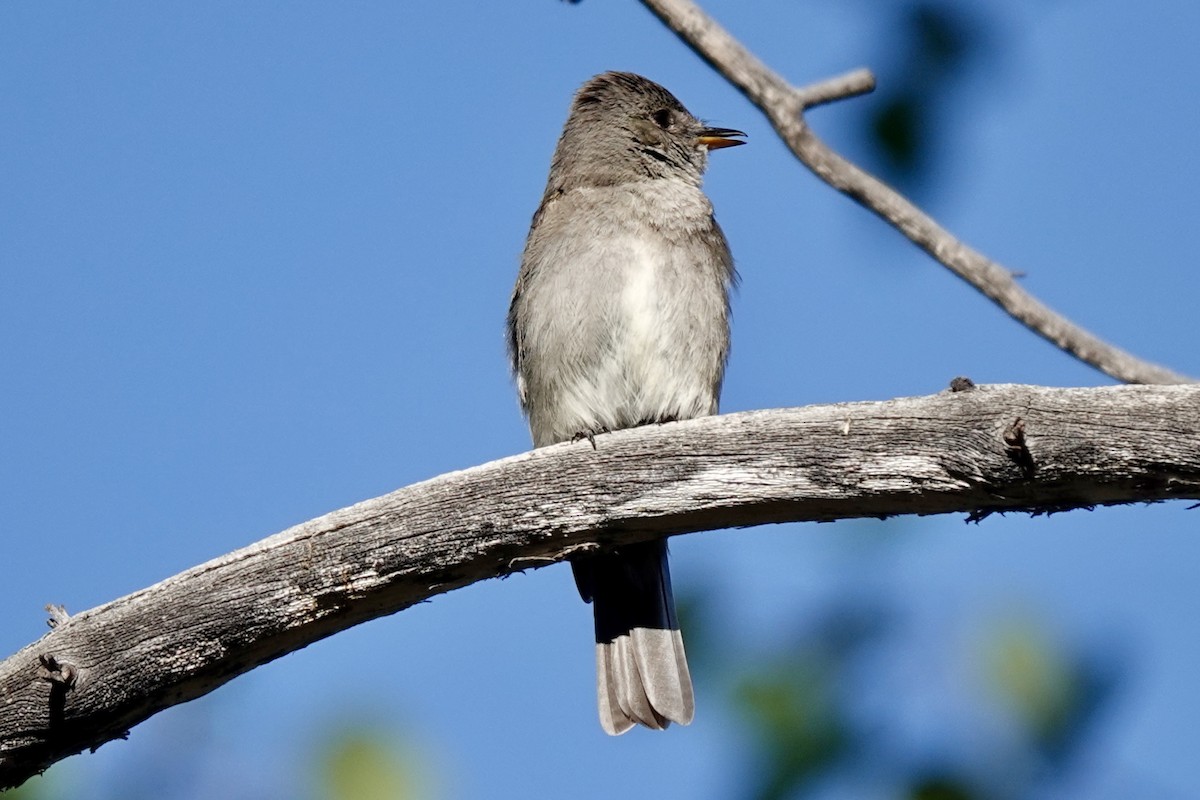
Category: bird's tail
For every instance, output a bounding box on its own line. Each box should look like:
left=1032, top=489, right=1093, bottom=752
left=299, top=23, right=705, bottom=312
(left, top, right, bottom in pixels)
left=571, top=539, right=694, bottom=735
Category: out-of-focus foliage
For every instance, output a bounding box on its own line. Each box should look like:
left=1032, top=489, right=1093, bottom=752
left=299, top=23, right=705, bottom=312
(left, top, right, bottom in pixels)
left=1, top=776, right=48, bottom=799
left=683, top=575, right=1120, bottom=800
left=861, top=2, right=997, bottom=188
left=735, top=654, right=850, bottom=800
left=715, top=605, right=886, bottom=800
left=982, top=619, right=1119, bottom=767
left=314, top=726, right=430, bottom=800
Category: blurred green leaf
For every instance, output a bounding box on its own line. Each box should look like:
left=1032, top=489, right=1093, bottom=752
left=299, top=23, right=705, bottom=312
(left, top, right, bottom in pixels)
left=871, top=87, right=924, bottom=173
left=734, top=653, right=851, bottom=800
left=907, top=772, right=980, bottom=800
left=863, top=1, right=994, bottom=186
left=981, top=618, right=1118, bottom=764
left=2, top=778, right=47, bottom=800
left=317, top=727, right=429, bottom=800
left=986, top=621, right=1076, bottom=735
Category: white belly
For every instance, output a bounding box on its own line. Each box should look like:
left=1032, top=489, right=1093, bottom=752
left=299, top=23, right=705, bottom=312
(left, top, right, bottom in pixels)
left=616, top=237, right=706, bottom=415
left=540, top=235, right=720, bottom=441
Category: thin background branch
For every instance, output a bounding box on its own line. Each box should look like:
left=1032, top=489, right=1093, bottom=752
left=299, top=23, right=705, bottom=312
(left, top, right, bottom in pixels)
left=640, top=0, right=1193, bottom=386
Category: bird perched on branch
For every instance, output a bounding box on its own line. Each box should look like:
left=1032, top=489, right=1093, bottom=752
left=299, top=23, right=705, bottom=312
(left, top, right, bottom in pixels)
left=507, top=71, right=744, bottom=734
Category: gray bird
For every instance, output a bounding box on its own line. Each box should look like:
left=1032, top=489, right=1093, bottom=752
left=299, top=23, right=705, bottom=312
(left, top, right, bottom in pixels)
left=507, top=71, right=743, bottom=735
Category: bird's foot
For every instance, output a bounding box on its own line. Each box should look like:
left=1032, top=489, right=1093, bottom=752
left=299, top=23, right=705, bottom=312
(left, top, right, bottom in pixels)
left=571, top=428, right=608, bottom=450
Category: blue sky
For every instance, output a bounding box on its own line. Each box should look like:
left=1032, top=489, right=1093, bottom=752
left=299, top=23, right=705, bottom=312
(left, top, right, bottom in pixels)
left=3, top=1, right=1199, bottom=797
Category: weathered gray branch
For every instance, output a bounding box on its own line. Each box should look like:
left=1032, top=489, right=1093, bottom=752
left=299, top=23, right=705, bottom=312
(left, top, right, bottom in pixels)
left=639, top=0, right=1193, bottom=385
left=3, top=384, right=1199, bottom=787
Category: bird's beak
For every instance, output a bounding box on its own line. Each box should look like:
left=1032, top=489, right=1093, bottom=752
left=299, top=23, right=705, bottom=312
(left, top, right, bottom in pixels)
left=698, top=127, right=747, bottom=150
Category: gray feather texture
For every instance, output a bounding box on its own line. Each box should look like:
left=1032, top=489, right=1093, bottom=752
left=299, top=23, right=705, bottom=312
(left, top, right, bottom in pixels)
left=507, top=71, right=742, bottom=734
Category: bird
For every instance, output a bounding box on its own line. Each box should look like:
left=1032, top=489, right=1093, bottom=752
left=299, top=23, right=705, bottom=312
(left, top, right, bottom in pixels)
left=506, top=71, right=743, bottom=735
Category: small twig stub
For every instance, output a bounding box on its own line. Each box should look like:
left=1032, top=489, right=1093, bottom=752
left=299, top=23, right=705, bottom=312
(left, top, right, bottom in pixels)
left=45, top=604, right=70, bottom=629
left=37, top=654, right=78, bottom=689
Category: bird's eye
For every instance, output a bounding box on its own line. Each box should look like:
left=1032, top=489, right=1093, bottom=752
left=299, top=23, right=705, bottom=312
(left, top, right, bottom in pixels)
left=652, top=109, right=673, bottom=129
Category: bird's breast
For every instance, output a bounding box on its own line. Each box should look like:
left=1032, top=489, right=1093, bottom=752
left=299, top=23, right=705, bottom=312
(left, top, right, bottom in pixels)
left=518, top=180, right=729, bottom=444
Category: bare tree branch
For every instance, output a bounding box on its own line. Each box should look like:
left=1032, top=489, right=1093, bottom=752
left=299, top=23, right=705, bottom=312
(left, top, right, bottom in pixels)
left=640, top=0, right=1192, bottom=386
left=3, top=383, right=1199, bottom=787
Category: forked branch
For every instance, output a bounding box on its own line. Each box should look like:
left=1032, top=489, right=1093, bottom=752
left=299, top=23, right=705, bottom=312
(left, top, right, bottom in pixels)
left=640, top=0, right=1192, bottom=385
